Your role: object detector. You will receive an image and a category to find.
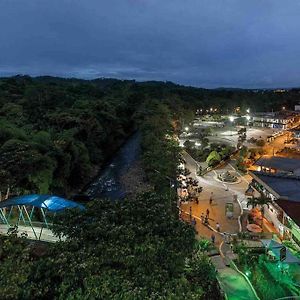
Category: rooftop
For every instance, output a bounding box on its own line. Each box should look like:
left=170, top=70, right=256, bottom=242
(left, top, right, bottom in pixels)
left=251, top=171, right=300, bottom=202
left=0, top=194, right=85, bottom=212
left=250, top=171, right=300, bottom=226
left=254, top=156, right=300, bottom=172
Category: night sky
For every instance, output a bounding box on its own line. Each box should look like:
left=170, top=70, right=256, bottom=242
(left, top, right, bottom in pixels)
left=1, top=0, right=300, bottom=88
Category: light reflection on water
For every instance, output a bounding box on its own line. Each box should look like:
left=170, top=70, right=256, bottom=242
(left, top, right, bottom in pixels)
left=86, top=132, right=141, bottom=200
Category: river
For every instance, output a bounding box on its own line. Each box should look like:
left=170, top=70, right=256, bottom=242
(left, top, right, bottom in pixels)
left=85, top=132, right=141, bottom=200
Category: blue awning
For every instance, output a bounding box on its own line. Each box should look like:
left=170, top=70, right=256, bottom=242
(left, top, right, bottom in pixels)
left=0, top=194, right=85, bottom=212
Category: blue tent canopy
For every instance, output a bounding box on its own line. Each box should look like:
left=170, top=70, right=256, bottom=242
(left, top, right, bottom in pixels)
left=0, top=194, right=85, bottom=212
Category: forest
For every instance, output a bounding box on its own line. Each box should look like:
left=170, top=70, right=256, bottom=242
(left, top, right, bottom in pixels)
left=0, top=76, right=299, bottom=299
left=0, top=75, right=298, bottom=196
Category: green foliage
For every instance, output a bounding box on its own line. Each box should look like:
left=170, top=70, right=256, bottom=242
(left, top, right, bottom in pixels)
left=246, top=196, right=272, bottom=210
left=0, top=77, right=139, bottom=194
left=256, top=139, right=265, bottom=147
left=0, top=75, right=298, bottom=194
left=139, top=100, right=181, bottom=202
left=206, top=150, right=221, bottom=166
left=239, top=146, right=248, bottom=158
left=0, top=193, right=221, bottom=299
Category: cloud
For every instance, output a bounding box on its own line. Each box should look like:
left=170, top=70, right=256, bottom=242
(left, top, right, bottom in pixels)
left=0, top=0, right=300, bottom=88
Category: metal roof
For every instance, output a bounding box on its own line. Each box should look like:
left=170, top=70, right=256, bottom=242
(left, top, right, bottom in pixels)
left=254, top=156, right=300, bottom=172
left=251, top=171, right=300, bottom=202
left=0, top=194, right=85, bottom=212
left=261, top=239, right=300, bottom=263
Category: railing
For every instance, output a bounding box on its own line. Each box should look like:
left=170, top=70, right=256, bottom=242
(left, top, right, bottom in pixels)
left=0, top=223, right=60, bottom=243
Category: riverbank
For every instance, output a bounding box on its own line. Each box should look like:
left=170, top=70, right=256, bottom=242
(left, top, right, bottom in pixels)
left=85, top=132, right=143, bottom=200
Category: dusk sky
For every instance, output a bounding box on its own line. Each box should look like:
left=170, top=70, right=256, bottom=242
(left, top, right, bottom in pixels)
left=1, top=0, right=300, bottom=88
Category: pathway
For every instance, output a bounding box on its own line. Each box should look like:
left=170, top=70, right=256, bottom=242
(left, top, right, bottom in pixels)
left=211, top=255, right=259, bottom=300
left=181, top=152, right=261, bottom=299
left=180, top=152, right=242, bottom=245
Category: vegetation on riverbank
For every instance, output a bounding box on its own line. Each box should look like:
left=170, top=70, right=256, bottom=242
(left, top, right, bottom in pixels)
left=1, top=75, right=300, bottom=299
left=0, top=76, right=138, bottom=195
left=0, top=75, right=299, bottom=195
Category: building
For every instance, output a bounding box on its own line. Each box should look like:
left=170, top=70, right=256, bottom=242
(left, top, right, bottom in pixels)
left=249, top=171, right=300, bottom=246
left=250, top=157, right=300, bottom=246
left=290, top=126, right=300, bottom=139
left=253, top=156, right=300, bottom=175
left=252, top=112, right=295, bottom=129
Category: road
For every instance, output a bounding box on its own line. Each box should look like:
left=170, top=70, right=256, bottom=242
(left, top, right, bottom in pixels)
left=263, top=131, right=300, bottom=155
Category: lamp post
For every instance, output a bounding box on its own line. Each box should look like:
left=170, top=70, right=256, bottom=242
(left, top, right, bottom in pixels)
left=246, top=115, right=251, bottom=126
left=229, top=116, right=234, bottom=136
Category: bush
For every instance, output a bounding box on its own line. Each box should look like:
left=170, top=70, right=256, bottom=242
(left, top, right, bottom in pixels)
left=256, top=139, right=265, bottom=147
left=206, top=150, right=221, bottom=166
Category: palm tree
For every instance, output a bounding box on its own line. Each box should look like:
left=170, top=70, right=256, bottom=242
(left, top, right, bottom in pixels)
left=246, top=196, right=259, bottom=210
left=255, top=196, right=273, bottom=219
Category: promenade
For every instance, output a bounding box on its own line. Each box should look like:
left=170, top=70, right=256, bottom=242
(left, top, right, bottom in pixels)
left=180, top=151, right=253, bottom=245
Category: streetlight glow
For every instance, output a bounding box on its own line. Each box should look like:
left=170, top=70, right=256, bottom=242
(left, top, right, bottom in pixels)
left=185, top=127, right=189, bottom=131
left=246, top=115, right=251, bottom=121
left=246, top=108, right=250, bottom=113
left=229, top=116, right=234, bottom=122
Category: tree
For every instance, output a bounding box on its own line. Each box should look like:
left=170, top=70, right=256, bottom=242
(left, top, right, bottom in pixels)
left=0, top=192, right=221, bottom=299
left=206, top=150, right=221, bottom=167
left=256, top=139, right=265, bottom=147
left=247, top=195, right=273, bottom=219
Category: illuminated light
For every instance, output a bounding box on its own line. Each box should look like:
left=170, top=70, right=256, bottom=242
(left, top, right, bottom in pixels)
left=214, top=108, right=217, bottom=112
left=245, top=270, right=251, bottom=277
left=185, top=127, right=189, bottom=131
left=246, top=108, right=250, bottom=113
left=229, top=116, right=234, bottom=122
left=246, top=115, right=251, bottom=120
left=210, top=107, right=213, bottom=112
left=282, top=106, right=286, bottom=110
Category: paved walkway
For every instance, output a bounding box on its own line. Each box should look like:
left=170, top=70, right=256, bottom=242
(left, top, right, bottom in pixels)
left=181, top=152, right=243, bottom=245
left=213, top=258, right=259, bottom=300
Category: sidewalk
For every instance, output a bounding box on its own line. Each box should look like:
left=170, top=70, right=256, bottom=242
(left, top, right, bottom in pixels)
left=180, top=152, right=246, bottom=246
left=180, top=186, right=241, bottom=246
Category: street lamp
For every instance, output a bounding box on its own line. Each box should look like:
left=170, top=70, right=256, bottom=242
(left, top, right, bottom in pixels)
left=185, top=126, right=189, bottom=132
left=229, top=116, right=234, bottom=136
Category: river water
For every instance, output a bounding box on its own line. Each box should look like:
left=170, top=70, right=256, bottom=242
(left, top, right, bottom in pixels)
left=85, top=132, right=141, bottom=200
